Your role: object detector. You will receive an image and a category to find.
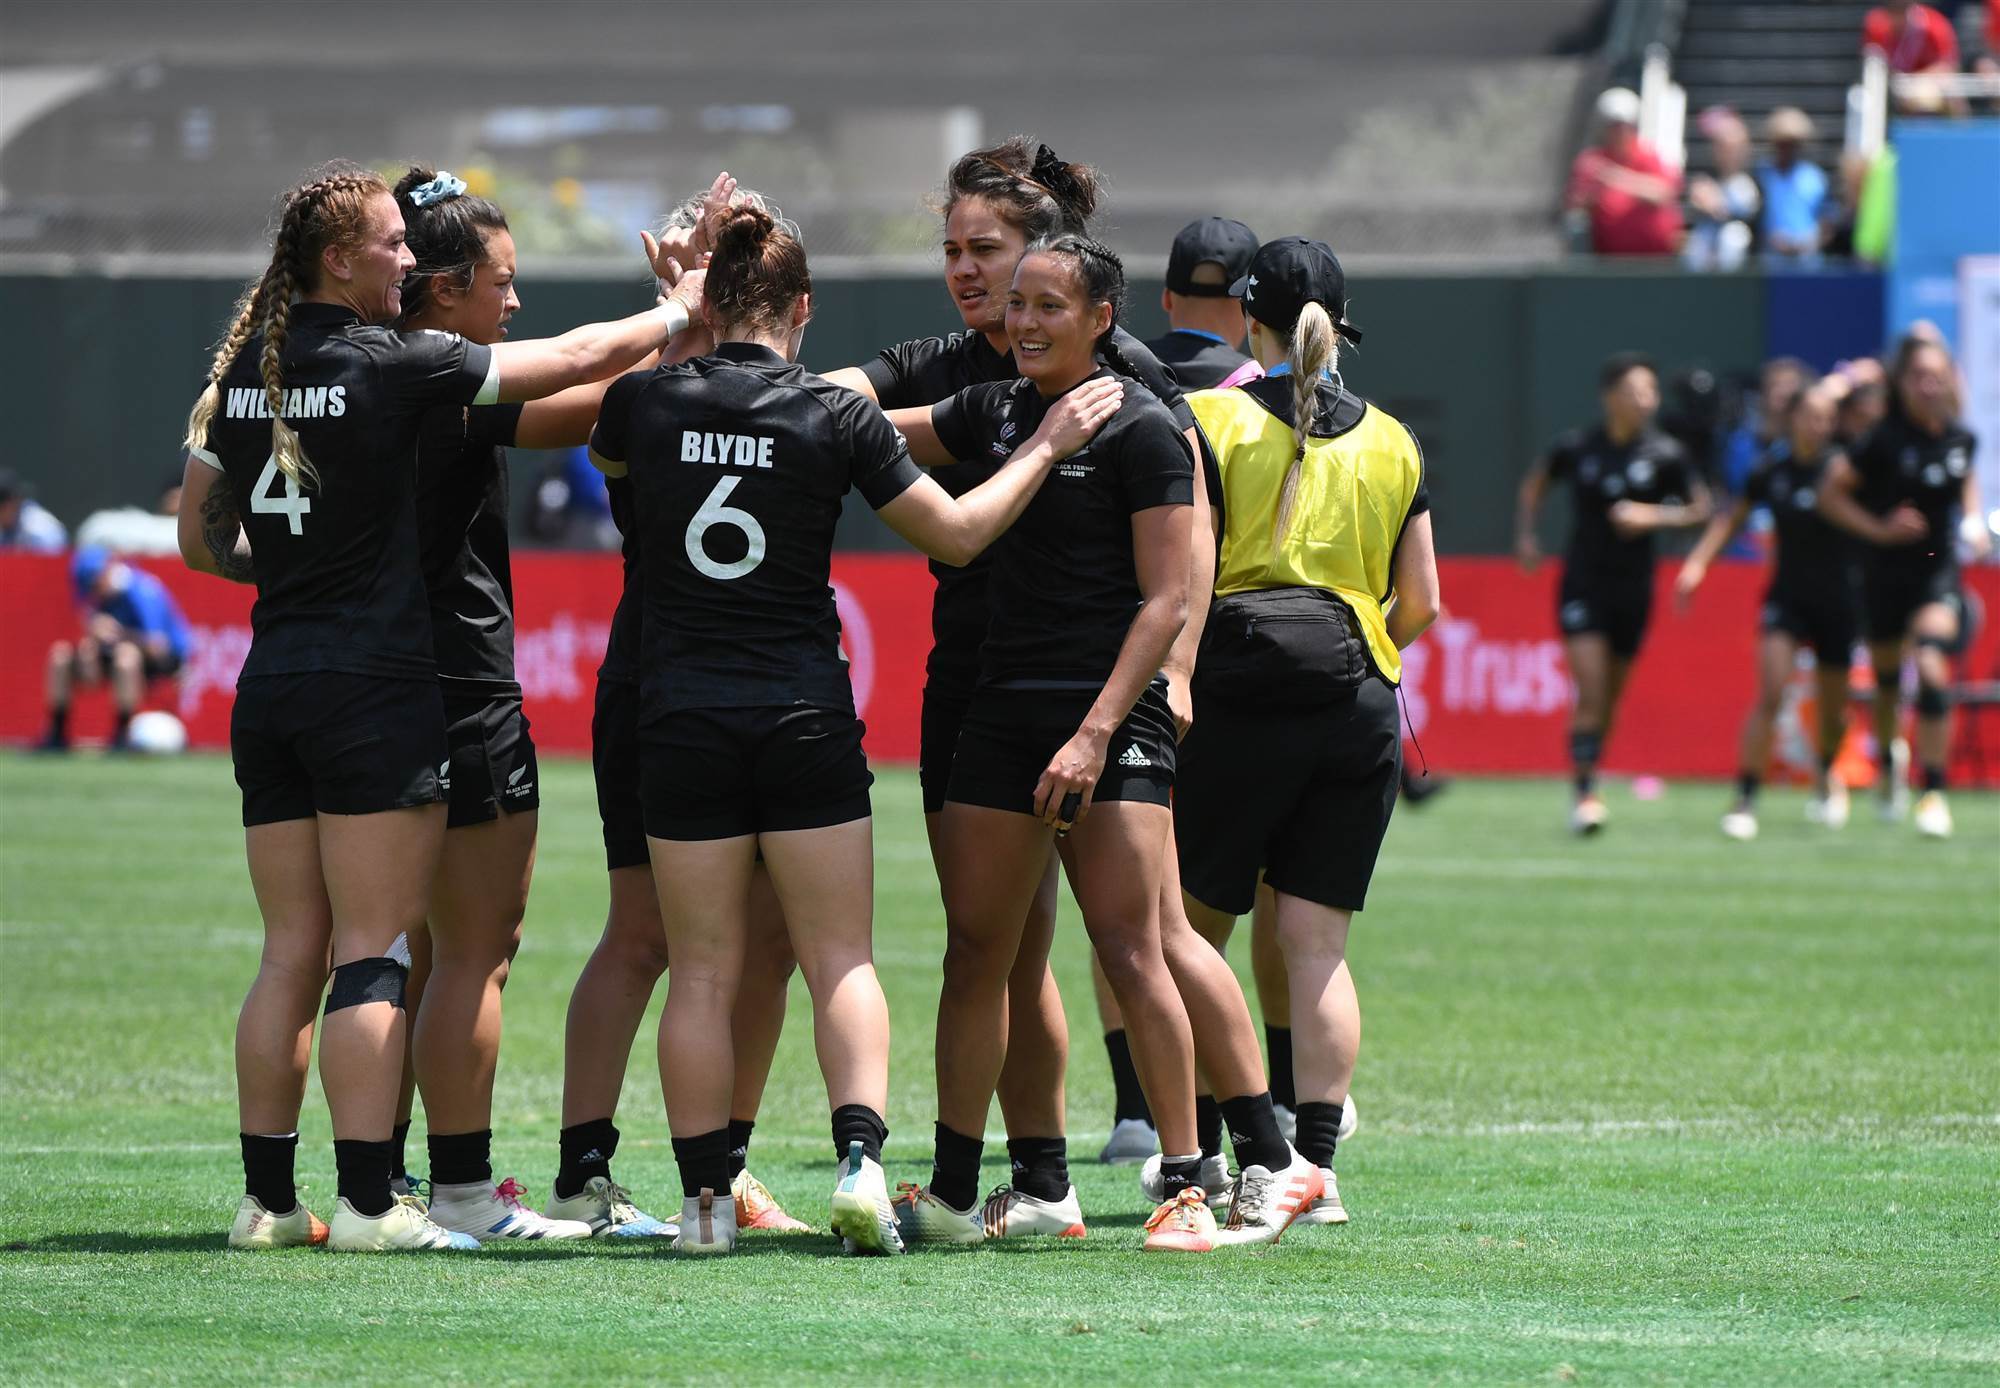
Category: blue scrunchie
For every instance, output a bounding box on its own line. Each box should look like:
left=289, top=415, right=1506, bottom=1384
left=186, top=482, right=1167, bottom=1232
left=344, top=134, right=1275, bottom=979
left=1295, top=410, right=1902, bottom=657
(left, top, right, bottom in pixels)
left=408, top=172, right=467, bottom=208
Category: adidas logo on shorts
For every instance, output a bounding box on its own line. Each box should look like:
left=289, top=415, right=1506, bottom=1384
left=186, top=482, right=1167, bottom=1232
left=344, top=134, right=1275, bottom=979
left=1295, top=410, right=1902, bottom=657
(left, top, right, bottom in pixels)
left=1118, top=745, right=1151, bottom=768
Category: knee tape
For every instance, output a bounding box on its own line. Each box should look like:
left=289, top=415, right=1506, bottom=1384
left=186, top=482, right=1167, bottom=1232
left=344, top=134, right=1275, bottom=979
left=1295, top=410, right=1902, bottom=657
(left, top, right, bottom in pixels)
left=1915, top=682, right=1951, bottom=717
left=324, top=933, right=412, bottom=1015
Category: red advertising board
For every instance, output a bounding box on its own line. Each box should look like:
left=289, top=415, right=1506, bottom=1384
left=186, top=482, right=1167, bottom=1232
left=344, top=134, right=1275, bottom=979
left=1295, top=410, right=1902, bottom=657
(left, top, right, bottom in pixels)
left=5, top=551, right=1997, bottom=783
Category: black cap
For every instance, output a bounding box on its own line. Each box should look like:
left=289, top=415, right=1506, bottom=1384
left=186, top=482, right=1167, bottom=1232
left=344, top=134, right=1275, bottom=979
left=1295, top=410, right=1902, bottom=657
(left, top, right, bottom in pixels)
left=1165, top=217, right=1259, bottom=297
left=0, top=468, right=22, bottom=503
left=1231, top=236, right=1362, bottom=343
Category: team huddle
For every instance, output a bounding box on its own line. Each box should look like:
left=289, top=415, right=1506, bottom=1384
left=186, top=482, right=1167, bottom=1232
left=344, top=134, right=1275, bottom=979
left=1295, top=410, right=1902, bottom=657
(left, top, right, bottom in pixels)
left=179, top=137, right=1425, bottom=1258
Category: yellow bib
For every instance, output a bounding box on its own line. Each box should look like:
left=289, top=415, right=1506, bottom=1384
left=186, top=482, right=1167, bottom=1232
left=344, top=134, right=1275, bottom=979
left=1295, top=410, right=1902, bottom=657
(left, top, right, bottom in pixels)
left=1190, top=385, right=1424, bottom=683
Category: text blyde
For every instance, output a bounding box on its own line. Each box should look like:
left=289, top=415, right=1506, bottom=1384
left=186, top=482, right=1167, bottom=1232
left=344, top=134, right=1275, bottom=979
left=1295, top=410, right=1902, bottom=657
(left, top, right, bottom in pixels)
left=682, top=431, right=776, bottom=467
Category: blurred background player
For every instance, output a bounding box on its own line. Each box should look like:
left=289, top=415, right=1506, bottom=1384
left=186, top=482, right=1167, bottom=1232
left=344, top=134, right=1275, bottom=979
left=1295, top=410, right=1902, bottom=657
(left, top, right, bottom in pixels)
left=1144, top=217, right=1258, bottom=391
left=1677, top=381, right=1860, bottom=839
left=0, top=467, right=68, bottom=552
left=1516, top=352, right=1712, bottom=832
left=41, top=546, right=190, bottom=752
left=1819, top=332, right=1987, bottom=837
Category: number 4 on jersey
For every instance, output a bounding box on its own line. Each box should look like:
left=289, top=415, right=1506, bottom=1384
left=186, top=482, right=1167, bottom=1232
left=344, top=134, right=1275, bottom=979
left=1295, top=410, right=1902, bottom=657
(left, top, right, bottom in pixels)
left=251, top=455, right=312, bottom=535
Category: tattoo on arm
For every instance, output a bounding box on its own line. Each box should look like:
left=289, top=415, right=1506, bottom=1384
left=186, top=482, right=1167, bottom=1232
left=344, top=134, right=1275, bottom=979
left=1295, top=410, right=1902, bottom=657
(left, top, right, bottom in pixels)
left=200, top=484, right=255, bottom=583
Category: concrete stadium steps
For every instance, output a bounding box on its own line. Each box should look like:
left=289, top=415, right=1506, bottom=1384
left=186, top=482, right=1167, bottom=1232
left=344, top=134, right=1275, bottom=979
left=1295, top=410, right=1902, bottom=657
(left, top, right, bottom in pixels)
left=1673, top=0, right=1874, bottom=177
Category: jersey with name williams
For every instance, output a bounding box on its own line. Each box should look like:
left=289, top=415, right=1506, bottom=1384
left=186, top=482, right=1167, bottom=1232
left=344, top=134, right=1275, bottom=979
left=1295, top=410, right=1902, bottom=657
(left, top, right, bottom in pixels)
left=1543, top=424, right=1696, bottom=581
left=416, top=402, right=526, bottom=690
left=933, top=370, right=1193, bottom=689
left=861, top=325, right=1199, bottom=697
left=591, top=342, right=923, bottom=719
left=190, top=305, right=496, bottom=680
left=1849, top=406, right=1977, bottom=575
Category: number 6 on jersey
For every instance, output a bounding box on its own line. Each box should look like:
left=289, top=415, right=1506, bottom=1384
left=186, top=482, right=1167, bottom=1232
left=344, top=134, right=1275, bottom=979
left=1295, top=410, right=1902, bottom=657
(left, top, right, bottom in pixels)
left=251, top=455, right=312, bottom=535
left=686, top=474, right=766, bottom=580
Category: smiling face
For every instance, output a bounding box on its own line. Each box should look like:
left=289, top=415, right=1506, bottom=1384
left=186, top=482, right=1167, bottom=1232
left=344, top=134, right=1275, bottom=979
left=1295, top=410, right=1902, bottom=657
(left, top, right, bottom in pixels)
left=943, top=196, right=1029, bottom=335
left=1790, top=388, right=1837, bottom=455
left=1006, top=251, right=1111, bottom=391
left=1897, top=342, right=1954, bottom=425
left=324, top=191, right=416, bottom=323
left=427, top=227, right=521, bottom=346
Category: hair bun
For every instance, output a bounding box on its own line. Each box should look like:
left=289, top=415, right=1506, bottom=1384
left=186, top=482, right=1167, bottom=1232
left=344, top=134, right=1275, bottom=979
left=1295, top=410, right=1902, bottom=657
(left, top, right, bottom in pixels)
left=714, top=205, right=776, bottom=252
left=392, top=165, right=440, bottom=202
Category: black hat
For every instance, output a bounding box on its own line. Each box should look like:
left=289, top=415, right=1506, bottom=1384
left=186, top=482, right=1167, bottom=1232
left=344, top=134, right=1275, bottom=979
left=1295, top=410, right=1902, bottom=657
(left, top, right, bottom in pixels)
left=1165, top=217, right=1259, bottom=297
left=1232, top=236, right=1362, bottom=342
left=0, top=468, right=22, bottom=503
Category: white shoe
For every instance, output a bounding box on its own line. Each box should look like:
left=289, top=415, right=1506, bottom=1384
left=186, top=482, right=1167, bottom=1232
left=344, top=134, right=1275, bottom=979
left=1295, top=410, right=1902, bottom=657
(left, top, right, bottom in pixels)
left=388, top=1174, right=428, bottom=1214
left=1914, top=790, right=1954, bottom=839
left=1140, top=1151, right=1232, bottom=1210
left=830, top=1142, right=904, bottom=1255
left=1294, top=1167, right=1349, bottom=1226
left=1273, top=1103, right=1296, bottom=1144
left=427, top=1177, right=593, bottom=1241
left=889, top=1182, right=984, bottom=1246
left=1569, top=794, right=1609, bottom=835
left=673, top=1188, right=737, bottom=1254
left=1879, top=739, right=1911, bottom=821
left=1806, top=776, right=1850, bottom=829
left=1098, top=1117, right=1159, bottom=1164
left=1214, top=1147, right=1323, bottom=1247
left=327, top=1196, right=480, bottom=1251
left=1339, top=1095, right=1359, bottom=1143
left=1720, top=808, right=1758, bottom=842
left=227, top=1194, right=328, bottom=1249
left=545, top=1175, right=677, bottom=1238
left=978, top=1184, right=1087, bottom=1239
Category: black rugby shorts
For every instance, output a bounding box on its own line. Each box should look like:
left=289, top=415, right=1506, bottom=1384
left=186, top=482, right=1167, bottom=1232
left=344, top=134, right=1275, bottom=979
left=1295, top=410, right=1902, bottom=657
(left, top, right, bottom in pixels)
left=945, top=680, right=1176, bottom=816
left=440, top=686, right=540, bottom=829
left=640, top=704, right=873, bottom=841
left=1864, top=561, right=1963, bottom=647
left=231, top=673, right=447, bottom=826
left=1761, top=584, right=1858, bottom=664
left=592, top=677, right=649, bottom=870
left=919, top=680, right=974, bottom=815
left=1557, top=568, right=1653, bottom=659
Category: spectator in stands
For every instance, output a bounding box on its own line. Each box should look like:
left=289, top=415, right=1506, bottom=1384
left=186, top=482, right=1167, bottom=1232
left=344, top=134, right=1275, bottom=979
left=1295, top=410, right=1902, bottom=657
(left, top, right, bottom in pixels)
left=75, top=473, right=186, bottom=557
left=1685, top=107, right=1760, bottom=271
left=1566, top=88, right=1683, bottom=257
left=0, top=468, right=67, bottom=552
left=41, top=546, right=191, bottom=752
left=1863, top=0, right=1965, bottom=112
left=1756, top=109, right=1829, bottom=262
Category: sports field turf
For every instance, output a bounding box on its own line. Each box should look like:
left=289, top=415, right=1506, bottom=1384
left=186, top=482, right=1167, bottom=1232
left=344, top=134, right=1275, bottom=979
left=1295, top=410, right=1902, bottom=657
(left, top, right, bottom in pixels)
left=0, top=754, right=1994, bottom=1385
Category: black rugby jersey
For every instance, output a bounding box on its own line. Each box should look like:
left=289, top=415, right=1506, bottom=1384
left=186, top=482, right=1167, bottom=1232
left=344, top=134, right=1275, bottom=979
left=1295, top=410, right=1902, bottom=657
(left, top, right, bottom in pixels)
left=1849, top=407, right=1976, bottom=572
left=598, top=475, right=643, bottom=687
left=591, top=342, right=923, bottom=718
left=861, top=325, right=1201, bottom=694
left=1144, top=329, right=1250, bottom=391
left=933, top=369, right=1193, bottom=689
left=1742, top=443, right=1854, bottom=596
left=416, top=402, right=526, bottom=689
left=190, top=304, right=496, bottom=680
left=1543, top=425, right=1695, bottom=580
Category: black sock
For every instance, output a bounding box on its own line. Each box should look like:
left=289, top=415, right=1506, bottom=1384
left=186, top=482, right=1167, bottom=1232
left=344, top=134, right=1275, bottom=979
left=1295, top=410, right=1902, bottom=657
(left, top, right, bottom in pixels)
left=1735, top=771, right=1759, bottom=804
left=1219, top=1092, right=1291, bottom=1174
left=1295, top=1100, right=1344, bottom=1170
left=1194, top=1095, right=1223, bottom=1162
left=241, top=1132, right=298, bottom=1214
left=1006, top=1136, right=1069, bottom=1202
left=555, top=1118, right=618, bottom=1199
left=670, top=1128, right=731, bottom=1199
left=832, top=1104, right=888, bottom=1166
left=1265, top=1026, right=1295, bottom=1111
left=113, top=707, right=135, bottom=741
left=1157, top=1152, right=1203, bottom=1201
left=728, top=1118, right=755, bottom=1179
left=389, top=1120, right=411, bottom=1184
left=1570, top=730, right=1602, bottom=795
left=427, top=1128, right=492, bottom=1187
left=1922, top=764, right=1947, bottom=793
left=929, top=1122, right=984, bottom=1213
left=1818, top=751, right=1837, bottom=776
left=334, top=1137, right=395, bottom=1217
left=1104, top=1030, right=1153, bottom=1126
left=47, top=706, right=68, bottom=742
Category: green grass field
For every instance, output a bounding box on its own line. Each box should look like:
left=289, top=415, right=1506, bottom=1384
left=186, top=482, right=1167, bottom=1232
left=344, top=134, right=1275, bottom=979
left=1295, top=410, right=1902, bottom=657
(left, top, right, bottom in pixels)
left=1, top=755, right=1995, bottom=1386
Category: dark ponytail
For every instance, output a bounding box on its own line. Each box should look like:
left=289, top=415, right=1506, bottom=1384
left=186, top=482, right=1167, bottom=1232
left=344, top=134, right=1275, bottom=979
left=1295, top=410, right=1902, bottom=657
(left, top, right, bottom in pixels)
left=706, top=205, right=812, bottom=335
left=392, top=165, right=509, bottom=326
left=941, top=137, right=1100, bottom=240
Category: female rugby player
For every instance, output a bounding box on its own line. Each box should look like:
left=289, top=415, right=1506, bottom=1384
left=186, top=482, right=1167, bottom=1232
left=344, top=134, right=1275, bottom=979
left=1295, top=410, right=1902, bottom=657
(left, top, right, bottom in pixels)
left=1178, top=236, right=1438, bottom=1228
left=589, top=207, right=1123, bottom=1255
left=1516, top=353, right=1711, bottom=833
left=822, top=139, right=1218, bottom=1180
left=556, top=181, right=815, bottom=1239
left=1676, top=381, right=1860, bottom=839
left=180, top=162, right=690, bottom=1252
left=1820, top=333, right=1988, bottom=837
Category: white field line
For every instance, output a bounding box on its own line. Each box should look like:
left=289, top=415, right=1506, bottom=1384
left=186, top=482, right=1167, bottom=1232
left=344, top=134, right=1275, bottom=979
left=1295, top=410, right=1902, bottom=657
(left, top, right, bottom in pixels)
left=8, top=1112, right=1995, bottom=1158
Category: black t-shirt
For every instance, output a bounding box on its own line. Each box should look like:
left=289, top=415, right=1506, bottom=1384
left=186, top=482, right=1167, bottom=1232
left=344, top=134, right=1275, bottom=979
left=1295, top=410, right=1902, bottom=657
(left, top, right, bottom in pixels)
left=416, top=402, right=526, bottom=689
left=861, top=325, right=1202, bottom=695
left=191, top=305, right=495, bottom=680
left=598, top=475, right=643, bottom=686
left=1144, top=329, right=1250, bottom=391
left=1849, top=407, right=1976, bottom=573
left=933, top=369, right=1194, bottom=688
left=591, top=342, right=924, bottom=719
left=1741, top=443, right=1854, bottom=596
left=1543, top=424, right=1696, bottom=580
